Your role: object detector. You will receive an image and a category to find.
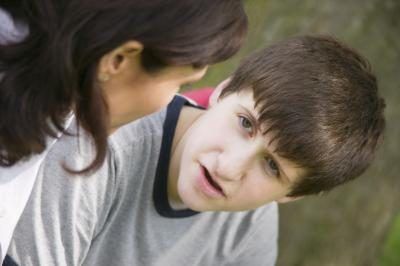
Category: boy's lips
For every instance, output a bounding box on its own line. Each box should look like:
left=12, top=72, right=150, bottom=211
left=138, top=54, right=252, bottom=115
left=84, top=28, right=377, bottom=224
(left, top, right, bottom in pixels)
left=197, top=164, right=226, bottom=198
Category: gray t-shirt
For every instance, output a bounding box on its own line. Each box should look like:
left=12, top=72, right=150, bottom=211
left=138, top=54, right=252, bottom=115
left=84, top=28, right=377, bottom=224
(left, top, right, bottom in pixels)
left=6, top=96, right=278, bottom=266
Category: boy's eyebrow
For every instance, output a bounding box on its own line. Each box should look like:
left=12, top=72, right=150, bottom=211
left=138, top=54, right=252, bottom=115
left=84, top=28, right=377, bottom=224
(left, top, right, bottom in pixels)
left=239, top=104, right=294, bottom=184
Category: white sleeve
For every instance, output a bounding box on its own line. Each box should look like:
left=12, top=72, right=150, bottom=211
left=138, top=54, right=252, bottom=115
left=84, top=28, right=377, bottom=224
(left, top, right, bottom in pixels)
left=6, top=127, right=118, bottom=266
left=0, top=7, right=28, bottom=45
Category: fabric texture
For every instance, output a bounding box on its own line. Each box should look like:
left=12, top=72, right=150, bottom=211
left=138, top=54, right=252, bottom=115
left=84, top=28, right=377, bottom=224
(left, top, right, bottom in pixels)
left=6, top=95, right=278, bottom=266
left=182, top=88, right=214, bottom=108
left=0, top=7, right=28, bottom=45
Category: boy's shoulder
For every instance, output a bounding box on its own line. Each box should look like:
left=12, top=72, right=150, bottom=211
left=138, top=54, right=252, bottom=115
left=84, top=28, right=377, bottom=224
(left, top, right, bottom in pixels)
left=202, top=202, right=279, bottom=263
left=110, top=105, right=168, bottom=151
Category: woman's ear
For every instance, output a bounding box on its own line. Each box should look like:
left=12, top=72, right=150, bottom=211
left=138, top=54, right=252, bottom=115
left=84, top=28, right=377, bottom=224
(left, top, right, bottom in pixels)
left=209, top=77, right=232, bottom=107
left=98, top=40, right=143, bottom=80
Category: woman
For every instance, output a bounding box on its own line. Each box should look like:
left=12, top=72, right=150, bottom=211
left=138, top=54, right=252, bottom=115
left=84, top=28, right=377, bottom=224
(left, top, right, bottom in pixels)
left=0, top=1, right=247, bottom=264
left=0, top=0, right=247, bottom=172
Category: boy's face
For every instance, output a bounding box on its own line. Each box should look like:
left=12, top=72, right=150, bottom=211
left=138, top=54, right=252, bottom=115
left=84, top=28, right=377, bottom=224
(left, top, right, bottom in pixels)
left=176, top=89, right=305, bottom=212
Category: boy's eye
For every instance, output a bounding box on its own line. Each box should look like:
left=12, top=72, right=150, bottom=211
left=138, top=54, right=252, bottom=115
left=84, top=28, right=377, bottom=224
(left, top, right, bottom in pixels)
left=265, top=157, right=280, bottom=178
left=239, top=115, right=254, bottom=135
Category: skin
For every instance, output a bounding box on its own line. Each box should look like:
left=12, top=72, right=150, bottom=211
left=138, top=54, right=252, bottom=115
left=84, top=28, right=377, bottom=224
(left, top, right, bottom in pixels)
left=97, top=41, right=208, bottom=133
left=168, top=84, right=306, bottom=212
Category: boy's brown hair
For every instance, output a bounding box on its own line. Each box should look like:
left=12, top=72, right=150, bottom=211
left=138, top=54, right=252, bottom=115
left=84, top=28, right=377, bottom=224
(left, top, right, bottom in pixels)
left=221, top=35, right=385, bottom=196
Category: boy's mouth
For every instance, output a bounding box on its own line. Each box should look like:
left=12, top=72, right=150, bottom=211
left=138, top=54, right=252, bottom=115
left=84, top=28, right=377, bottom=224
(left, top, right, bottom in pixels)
left=201, top=165, right=225, bottom=197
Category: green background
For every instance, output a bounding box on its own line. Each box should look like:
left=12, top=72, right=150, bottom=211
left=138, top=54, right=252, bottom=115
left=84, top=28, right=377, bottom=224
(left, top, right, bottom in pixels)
left=187, top=1, right=400, bottom=265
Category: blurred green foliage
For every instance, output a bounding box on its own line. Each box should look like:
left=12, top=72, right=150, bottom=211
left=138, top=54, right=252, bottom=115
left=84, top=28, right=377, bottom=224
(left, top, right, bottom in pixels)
left=380, top=214, right=400, bottom=266
left=188, top=0, right=400, bottom=265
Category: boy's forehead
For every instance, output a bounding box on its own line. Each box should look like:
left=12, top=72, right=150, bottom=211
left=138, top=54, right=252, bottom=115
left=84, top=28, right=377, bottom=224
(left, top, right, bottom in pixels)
left=234, top=90, right=265, bottom=125
left=220, top=89, right=269, bottom=135
left=223, top=89, right=258, bottom=112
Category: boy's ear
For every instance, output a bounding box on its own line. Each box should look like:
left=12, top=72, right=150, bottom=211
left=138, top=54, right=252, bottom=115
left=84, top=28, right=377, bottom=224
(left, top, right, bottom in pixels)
left=209, top=77, right=232, bottom=107
left=98, top=40, right=143, bottom=79
left=276, top=195, right=303, bottom=204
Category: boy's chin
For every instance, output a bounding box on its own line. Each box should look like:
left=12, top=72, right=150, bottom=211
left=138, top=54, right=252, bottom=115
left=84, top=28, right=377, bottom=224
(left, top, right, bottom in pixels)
left=179, top=195, right=217, bottom=212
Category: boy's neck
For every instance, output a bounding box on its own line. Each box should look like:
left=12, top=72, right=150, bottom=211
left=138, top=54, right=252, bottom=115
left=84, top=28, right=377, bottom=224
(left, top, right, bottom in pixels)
left=168, top=105, right=204, bottom=205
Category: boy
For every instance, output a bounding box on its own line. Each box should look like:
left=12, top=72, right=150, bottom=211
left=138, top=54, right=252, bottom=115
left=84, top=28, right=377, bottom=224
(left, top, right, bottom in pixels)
left=6, top=35, right=385, bottom=265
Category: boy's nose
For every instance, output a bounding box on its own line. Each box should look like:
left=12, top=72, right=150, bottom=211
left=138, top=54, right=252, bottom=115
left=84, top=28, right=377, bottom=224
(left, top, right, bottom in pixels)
left=214, top=147, right=255, bottom=182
